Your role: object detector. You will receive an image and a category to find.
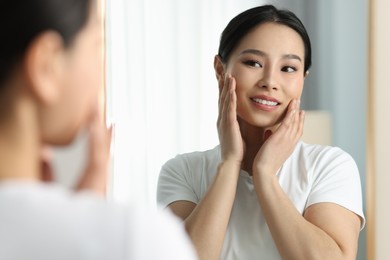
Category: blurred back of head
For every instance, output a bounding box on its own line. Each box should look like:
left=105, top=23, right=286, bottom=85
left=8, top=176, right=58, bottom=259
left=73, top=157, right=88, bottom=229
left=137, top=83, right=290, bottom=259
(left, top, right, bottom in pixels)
left=0, top=0, right=91, bottom=89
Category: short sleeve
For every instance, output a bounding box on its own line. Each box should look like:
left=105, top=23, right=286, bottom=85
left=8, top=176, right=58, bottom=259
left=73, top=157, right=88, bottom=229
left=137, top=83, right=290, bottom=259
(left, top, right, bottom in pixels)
left=306, top=148, right=365, bottom=228
left=157, top=155, right=199, bottom=208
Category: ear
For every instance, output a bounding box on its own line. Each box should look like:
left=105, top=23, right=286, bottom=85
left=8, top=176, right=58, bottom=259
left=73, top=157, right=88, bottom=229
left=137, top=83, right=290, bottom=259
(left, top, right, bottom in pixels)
left=214, top=55, right=226, bottom=82
left=304, top=70, right=309, bottom=78
left=24, top=31, right=66, bottom=105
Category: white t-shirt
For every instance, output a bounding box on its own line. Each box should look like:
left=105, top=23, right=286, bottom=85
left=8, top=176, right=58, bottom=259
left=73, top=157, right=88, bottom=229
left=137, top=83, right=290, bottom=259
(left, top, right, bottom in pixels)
left=0, top=181, right=197, bottom=260
left=157, top=141, right=365, bottom=260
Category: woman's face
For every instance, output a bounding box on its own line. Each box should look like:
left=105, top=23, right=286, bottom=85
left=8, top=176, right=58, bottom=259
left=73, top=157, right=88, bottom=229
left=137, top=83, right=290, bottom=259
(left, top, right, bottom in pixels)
left=224, top=22, right=306, bottom=129
left=44, top=2, right=103, bottom=145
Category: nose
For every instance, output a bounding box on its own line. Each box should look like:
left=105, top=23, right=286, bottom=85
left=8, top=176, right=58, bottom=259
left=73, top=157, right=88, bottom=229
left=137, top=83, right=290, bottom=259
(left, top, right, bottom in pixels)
left=257, top=67, right=279, bottom=91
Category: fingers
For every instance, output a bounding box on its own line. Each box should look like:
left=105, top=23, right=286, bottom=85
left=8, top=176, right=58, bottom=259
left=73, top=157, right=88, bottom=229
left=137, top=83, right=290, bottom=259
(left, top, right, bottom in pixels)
left=88, top=113, right=112, bottom=166
left=298, top=110, right=305, bottom=139
left=217, top=74, right=224, bottom=96
left=277, top=99, right=304, bottom=142
left=292, top=100, right=305, bottom=140
left=218, top=74, right=236, bottom=124
left=217, top=75, right=225, bottom=113
left=221, top=76, right=231, bottom=121
left=287, top=99, right=298, bottom=124
left=220, top=76, right=238, bottom=125
left=218, top=74, right=230, bottom=117
left=217, top=74, right=244, bottom=163
left=75, top=108, right=113, bottom=196
left=227, top=77, right=237, bottom=124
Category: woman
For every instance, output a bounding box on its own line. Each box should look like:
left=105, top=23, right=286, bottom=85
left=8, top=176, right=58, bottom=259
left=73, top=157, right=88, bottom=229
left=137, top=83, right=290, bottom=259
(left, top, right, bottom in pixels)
left=0, top=1, right=195, bottom=259
left=157, top=5, right=365, bottom=259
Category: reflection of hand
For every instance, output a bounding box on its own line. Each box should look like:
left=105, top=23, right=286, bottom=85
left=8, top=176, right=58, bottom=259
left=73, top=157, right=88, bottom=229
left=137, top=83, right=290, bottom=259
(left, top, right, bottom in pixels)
left=253, top=99, right=304, bottom=177
left=217, top=74, right=245, bottom=166
left=75, top=108, right=113, bottom=196
left=39, top=108, right=113, bottom=197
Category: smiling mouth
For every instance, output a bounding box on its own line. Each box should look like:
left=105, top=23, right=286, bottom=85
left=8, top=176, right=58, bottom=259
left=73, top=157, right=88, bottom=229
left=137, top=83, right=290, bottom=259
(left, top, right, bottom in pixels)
left=250, top=98, right=280, bottom=106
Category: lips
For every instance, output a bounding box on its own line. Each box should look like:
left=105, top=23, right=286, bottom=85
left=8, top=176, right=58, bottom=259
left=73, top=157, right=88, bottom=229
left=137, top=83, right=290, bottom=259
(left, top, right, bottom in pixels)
left=251, top=97, right=279, bottom=106
left=250, top=95, right=281, bottom=107
left=248, top=95, right=281, bottom=112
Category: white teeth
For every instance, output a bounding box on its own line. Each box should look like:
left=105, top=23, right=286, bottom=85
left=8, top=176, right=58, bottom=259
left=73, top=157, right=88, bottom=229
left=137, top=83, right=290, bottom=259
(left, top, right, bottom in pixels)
left=252, top=98, right=278, bottom=106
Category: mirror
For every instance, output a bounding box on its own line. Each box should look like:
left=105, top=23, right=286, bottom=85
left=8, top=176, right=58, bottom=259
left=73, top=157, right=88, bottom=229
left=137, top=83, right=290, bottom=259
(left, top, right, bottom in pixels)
left=105, top=0, right=367, bottom=258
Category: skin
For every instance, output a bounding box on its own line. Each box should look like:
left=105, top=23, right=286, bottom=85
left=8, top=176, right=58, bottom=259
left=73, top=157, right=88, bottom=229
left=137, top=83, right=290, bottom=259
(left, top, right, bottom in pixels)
left=0, top=0, right=111, bottom=195
left=169, top=22, right=362, bottom=259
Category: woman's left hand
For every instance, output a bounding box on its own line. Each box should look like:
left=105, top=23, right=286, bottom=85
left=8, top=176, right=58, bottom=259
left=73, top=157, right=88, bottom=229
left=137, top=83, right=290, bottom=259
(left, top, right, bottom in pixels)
left=252, top=99, right=304, bottom=177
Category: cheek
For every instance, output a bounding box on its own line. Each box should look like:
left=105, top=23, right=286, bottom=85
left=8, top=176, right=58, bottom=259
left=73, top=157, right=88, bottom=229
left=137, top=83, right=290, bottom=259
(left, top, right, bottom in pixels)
left=284, top=76, right=304, bottom=99
left=229, top=66, right=255, bottom=115
left=71, top=29, right=103, bottom=105
left=228, top=64, right=255, bottom=94
left=226, top=64, right=258, bottom=115
left=64, top=53, right=102, bottom=131
left=73, top=48, right=102, bottom=102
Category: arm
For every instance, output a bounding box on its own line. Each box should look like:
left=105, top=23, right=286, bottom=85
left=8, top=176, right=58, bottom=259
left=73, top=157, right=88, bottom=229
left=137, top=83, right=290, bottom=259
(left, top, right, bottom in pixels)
left=254, top=175, right=361, bottom=260
left=169, top=75, right=243, bottom=260
left=169, top=161, right=240, bottom=260
left=252, top=101, right=361, bottom=260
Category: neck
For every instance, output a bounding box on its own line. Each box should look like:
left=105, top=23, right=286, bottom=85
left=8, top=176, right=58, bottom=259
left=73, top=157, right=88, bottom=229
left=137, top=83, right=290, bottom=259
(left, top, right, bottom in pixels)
left=239, top=118, right=278, bottom=175
left=0, top=86, right=40, bottom=182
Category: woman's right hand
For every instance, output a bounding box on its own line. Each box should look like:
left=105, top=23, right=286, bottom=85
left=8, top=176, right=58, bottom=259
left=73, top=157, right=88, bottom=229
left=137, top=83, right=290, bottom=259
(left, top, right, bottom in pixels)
left=217, top=74, right=244, bottom=165
left=252, top=99, right=304, bottom=178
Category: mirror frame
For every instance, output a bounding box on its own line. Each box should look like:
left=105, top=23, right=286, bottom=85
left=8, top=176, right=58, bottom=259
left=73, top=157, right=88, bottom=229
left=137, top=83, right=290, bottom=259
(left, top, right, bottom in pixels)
left=367, top=0, right=390, bottom=259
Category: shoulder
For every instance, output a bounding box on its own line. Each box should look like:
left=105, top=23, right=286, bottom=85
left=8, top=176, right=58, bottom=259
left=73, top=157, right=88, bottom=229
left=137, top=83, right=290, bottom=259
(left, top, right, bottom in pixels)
left=295, top=141, right=357, bottom=169
left=296, top=143, right=365, bottom=228
left=157, top=146, right=220, bottom=206
left=161, top=145, right=220, bottom=175
left=285, top=141, right=361, bottom=190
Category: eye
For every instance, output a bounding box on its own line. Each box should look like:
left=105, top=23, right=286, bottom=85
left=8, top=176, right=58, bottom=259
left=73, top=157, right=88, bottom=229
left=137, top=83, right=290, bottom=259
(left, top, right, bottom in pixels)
left=243, top=60, right=262, bottom=68
left=281, top=66, right=297, bottom=73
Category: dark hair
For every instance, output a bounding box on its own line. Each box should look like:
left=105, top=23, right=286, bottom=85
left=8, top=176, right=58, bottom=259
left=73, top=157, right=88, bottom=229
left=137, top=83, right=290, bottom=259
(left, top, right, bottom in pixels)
left=0, top=0, right=92, bottom=88
left=218, top=5, right=312, bottom=73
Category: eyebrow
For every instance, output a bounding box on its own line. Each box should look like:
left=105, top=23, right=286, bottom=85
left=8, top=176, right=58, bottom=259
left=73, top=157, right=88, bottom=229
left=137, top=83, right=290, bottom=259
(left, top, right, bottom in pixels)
left=239, top=49, right=302, bottom=62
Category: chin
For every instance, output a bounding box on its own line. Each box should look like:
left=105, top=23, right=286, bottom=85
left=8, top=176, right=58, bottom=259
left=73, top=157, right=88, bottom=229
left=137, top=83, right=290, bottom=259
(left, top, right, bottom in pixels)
left=51, top=132, right=78, bottom=146
left=239, top=113, right=283, bottom=129
left=50, top=122, right=82, bottom=147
